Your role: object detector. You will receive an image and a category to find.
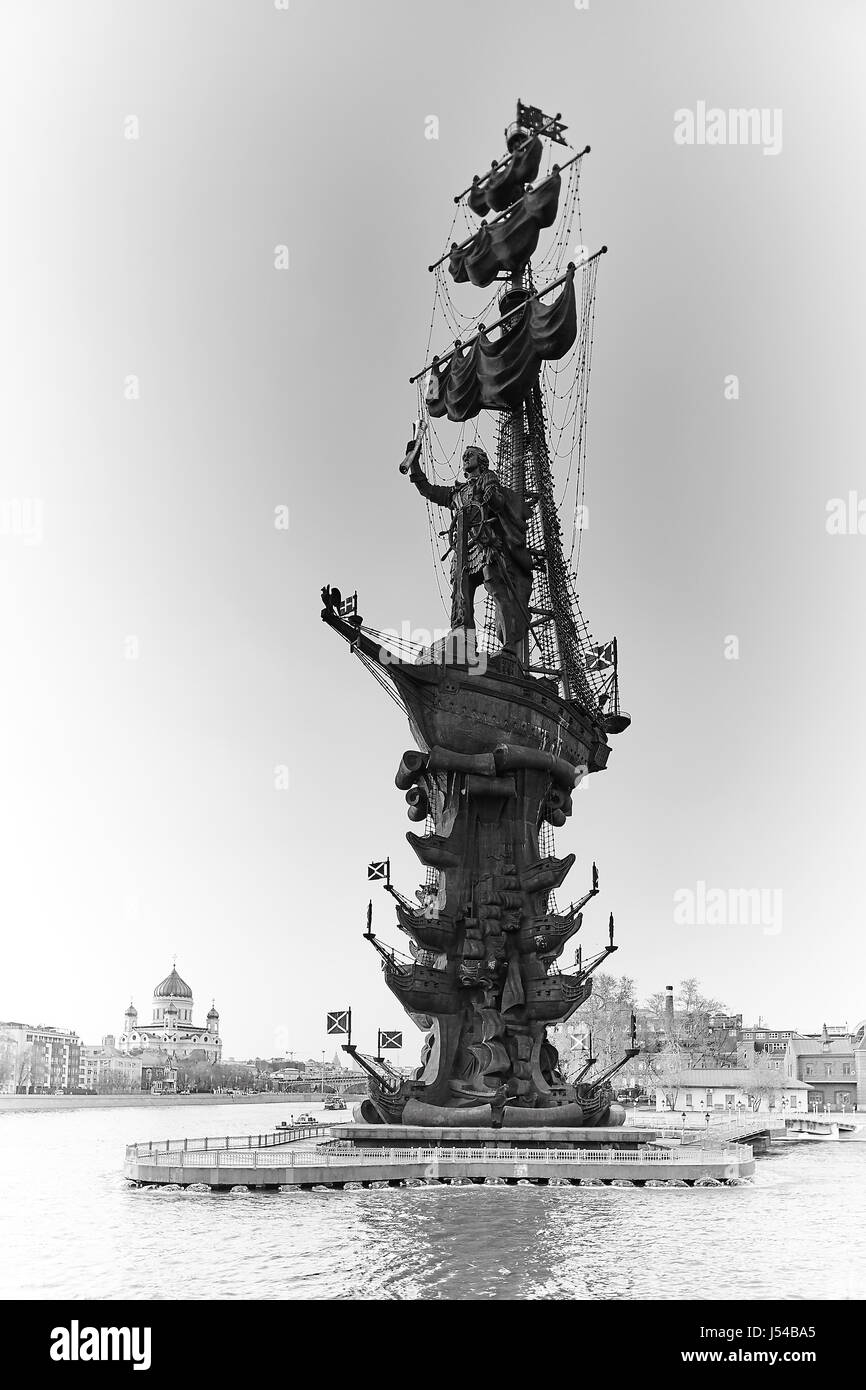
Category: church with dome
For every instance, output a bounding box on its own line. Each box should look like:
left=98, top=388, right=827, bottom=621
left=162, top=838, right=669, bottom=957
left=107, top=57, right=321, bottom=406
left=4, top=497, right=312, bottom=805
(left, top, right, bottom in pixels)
left=119, top=964, right=222, bottom=1063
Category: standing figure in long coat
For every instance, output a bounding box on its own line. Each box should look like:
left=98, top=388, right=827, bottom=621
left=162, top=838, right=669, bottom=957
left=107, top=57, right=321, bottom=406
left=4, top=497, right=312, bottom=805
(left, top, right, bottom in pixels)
left=404, top=439, right=534, bottom=658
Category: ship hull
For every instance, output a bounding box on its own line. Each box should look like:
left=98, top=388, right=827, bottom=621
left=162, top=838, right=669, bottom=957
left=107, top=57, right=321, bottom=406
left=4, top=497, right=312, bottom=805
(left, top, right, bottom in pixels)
left=322, top=620, right=619, bottom=1127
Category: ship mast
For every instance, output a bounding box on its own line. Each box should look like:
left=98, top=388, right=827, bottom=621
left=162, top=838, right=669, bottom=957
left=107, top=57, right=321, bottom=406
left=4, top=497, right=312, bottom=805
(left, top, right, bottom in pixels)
left=479, top=103, right=599, bottom=707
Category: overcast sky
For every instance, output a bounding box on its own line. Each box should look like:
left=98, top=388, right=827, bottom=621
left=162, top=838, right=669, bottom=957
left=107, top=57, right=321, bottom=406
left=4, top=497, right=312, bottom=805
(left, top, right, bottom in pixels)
left=1, top=0, right=864, bottom=1060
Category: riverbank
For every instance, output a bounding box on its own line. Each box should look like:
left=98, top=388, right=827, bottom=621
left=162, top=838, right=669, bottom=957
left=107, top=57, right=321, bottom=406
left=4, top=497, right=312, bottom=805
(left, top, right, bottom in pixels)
left=0, top=1092, right=363, bottom=1115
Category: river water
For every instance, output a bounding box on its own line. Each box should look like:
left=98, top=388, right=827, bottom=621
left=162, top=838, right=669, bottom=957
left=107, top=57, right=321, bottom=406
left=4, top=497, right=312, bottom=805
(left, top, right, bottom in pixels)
left=1, top=1101, right=864, bottom=1300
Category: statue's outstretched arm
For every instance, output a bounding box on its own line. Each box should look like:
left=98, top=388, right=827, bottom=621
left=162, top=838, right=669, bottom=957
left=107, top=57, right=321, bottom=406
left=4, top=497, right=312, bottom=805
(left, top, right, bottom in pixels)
left=410, top=470, right=453, bottom=508
left=398, top=418, right=452, bottom=506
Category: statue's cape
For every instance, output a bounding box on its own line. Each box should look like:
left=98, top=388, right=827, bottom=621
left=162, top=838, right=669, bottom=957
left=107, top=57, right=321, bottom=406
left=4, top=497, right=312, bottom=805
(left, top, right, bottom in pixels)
left=491, top=481, right=535, bottom=574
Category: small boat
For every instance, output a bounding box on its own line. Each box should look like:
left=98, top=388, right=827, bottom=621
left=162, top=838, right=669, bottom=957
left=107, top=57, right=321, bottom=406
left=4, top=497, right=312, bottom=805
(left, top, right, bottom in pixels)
left=321, top=1094, right=347, bottom=1111
left=294, top=1112, right=316, bottom=1125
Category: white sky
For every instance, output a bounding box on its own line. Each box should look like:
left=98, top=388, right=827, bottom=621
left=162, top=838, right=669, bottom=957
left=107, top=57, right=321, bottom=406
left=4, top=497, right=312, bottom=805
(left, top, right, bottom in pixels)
left=0, top=0, right=864, bottom=1059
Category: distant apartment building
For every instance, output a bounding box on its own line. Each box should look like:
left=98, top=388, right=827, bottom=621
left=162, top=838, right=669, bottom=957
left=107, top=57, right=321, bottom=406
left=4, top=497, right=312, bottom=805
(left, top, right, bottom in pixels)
left=78, top=1046, right=101, bottom=1093
left=741, top=1025, right=798, bottom=1054
left=0, top=1022, right=81, bottom=1095
left=78, top=1041, right=143, bottom=1094
left=738, top=1025, right=798, bottom=1073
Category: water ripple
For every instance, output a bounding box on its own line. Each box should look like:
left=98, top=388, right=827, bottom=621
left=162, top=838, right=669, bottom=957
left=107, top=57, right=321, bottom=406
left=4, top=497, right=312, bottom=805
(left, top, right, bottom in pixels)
left=1, top=1104, right=863, bottom=1299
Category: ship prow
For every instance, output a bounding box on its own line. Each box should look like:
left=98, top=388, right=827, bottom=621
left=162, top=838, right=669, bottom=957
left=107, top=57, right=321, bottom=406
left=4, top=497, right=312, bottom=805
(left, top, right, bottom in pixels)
left=321, top=593, right=611, bottom=770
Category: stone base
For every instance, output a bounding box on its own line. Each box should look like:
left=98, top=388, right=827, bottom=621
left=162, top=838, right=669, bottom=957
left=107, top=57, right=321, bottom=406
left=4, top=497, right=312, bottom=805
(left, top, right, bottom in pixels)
left=327, top=1123, right=658, bottom=1150
left=123, top=1122, right=756, bottom=1187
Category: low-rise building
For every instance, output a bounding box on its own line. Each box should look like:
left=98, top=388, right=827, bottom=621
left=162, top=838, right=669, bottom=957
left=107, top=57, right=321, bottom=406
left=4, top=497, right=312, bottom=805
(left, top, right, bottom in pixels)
left=141, top=1056, right=178, bottom=1095
left=654, top=1068, right=810, bottom=1113
left=784, top=1025, right=866, bottom=1110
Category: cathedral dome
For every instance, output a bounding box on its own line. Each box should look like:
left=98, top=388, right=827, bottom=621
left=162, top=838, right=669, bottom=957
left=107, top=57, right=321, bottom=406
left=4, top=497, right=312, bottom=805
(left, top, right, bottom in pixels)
left=154, top=966, right=192, bottom=1000
left=207, top=1003, right=219, bottom=1019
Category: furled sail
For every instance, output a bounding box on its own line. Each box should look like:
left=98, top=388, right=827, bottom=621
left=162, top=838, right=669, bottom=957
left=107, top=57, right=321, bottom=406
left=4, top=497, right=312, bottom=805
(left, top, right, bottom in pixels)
left=449, top=174, right=561, bottom=288
left=467, top=135, right=543, bottom=217
left=426, top=268, right=577, bottom=423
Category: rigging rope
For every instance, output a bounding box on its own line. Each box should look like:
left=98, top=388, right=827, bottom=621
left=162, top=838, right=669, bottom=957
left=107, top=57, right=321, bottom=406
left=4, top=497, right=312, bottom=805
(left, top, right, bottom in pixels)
left=415, top=137, right=606, bottom=711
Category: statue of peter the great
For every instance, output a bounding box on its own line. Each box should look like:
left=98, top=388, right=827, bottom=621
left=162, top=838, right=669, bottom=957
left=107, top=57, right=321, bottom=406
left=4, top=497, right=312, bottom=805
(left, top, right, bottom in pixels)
left=401, top=427, right=534, bottom=659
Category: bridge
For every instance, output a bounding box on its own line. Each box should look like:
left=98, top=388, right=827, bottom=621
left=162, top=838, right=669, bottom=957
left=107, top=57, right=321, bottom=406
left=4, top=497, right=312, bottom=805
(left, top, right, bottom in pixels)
left=785, top=1115, right=859, bottom=1138
left=626, top=1113, right=786, bottom=1146
left=270, top=1078, right=368, bottom=1096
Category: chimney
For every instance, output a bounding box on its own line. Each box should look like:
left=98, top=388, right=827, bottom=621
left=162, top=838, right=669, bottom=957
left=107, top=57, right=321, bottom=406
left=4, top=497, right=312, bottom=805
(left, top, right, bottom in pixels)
left=665, top=985, right=674, bottom=1022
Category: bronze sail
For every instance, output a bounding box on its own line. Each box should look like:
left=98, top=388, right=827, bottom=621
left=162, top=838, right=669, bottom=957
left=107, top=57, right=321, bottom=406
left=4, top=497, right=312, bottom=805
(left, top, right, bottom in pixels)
left=448, top=174, right=561, bottom=287
left=425, top=268, right=577, bottom=421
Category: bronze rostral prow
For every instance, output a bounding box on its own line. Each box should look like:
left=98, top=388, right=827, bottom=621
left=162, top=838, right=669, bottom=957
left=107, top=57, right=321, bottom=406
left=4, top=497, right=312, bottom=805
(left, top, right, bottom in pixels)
left=320, top=101, right=632, bottom=1127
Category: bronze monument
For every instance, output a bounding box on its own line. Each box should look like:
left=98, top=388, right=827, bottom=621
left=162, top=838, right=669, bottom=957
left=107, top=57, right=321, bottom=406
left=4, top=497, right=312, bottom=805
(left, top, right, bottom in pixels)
left=322, top=101, right=634, bottom=1128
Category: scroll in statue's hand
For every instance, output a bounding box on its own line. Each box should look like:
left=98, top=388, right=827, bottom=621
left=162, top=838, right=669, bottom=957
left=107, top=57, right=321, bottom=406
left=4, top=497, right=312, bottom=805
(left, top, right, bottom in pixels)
left=399, top=417, right=428, bottom=475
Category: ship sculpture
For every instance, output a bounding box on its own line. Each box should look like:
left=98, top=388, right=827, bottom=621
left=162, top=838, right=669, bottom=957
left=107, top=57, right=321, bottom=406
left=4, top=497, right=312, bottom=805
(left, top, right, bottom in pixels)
left=322, top=101, right=636, bottom=1128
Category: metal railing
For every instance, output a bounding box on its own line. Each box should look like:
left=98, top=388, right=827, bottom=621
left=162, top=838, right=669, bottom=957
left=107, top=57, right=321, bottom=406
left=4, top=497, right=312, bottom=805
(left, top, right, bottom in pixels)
left=625, top=1114, right=785, bottom=1140
left=125, top=1123, right=331, bottom=1161
left=132, top=1142, right=752, bottom=1170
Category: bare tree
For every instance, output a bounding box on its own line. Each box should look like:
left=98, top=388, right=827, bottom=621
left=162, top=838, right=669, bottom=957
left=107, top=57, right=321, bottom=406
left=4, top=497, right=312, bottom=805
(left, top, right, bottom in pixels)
left=177, top=1057, right=218, bottom=1092
left=0, top=1032, right=17, bottom=1092
left=588, top=974, right=637, bottom=1072
left=644, top=979, right=734, bottom=1067
left=15, top=1043, right=34, bottom=1093
left=98, top=1065, right=139, bottom=1094
left=676, top=978, right=730, bottom=1064
left=643, top=1039, right=685, bottom=1112
left=550, top=972, right=636, bottom=1079
left=747, top=1053, right=786, bottom=1112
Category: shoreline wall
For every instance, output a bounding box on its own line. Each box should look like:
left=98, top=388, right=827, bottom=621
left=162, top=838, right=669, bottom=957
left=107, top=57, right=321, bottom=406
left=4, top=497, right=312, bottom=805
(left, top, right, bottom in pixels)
left=0, top=1091, right=365, bottom=1114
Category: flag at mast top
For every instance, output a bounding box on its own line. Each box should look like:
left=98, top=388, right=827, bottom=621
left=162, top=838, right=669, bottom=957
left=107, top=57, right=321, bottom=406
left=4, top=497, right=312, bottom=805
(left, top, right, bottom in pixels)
left=507, top=99, right=568, bottom=149
left=454, top=100, right=568, bottom=204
